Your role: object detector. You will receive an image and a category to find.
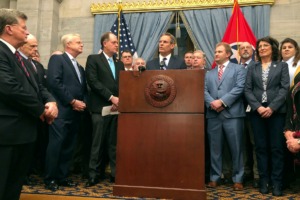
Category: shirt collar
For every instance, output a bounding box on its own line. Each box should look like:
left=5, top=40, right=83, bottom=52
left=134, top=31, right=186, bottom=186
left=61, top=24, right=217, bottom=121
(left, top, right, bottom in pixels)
left=285, top=56, right=295, bottom=66
left=241, top=58, right=252, bottom=65
left=103, top=52, right=113, bottom=61
left=0, top=38, right=16, bottom=54
left=65, top=51, right=75, bottom=61
left=18, top=51, right=28, bottom=60
left=159, top=53, right=171, bottom=62
left=219, top=60, right=230, bottom=69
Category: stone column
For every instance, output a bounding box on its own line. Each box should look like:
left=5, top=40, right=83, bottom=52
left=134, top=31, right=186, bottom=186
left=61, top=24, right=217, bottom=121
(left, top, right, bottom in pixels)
left=17, top=0, right=62, bottom=66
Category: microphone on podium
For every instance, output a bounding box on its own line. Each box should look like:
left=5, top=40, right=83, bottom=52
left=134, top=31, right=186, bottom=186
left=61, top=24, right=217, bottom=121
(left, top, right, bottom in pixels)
left=160, top=61, right=166, bottom=70
left=138, top=66, right=146, bottom=74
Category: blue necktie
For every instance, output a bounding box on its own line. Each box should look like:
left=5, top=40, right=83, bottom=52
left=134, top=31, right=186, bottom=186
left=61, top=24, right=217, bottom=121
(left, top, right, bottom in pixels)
left=71, top=58, right=82, bottom=83
left=108, top=58, right=116, bottom=79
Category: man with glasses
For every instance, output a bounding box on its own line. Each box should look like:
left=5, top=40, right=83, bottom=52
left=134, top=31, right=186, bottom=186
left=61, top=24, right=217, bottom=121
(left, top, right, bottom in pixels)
left=121, top=49, right=133, bottom=71
left=0, top=9, right=57, bottom=200
left=192, top=50, right=207, bottom=70
left=147, top=33, right=186, bottom=70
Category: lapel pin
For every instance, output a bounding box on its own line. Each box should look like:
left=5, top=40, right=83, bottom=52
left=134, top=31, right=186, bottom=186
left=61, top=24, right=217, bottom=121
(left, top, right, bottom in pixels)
left=273, top=64, right=276, bottom=68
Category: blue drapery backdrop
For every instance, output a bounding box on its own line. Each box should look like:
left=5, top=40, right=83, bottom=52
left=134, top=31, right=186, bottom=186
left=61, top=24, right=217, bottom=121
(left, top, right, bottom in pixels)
left=93, top=5, right=270, bottom=66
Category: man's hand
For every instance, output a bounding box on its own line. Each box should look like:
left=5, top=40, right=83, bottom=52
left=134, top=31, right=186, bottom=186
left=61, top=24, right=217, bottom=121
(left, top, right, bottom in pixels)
left=111, top=104, right=118, bottom=112
left=71, top=100, right=86, bottom=112
left=44, top=102, right=58, bottom=124
left=111, top=96, right=119, bottom=106
left=210, top=99, right=224, bottom=112
left=286, top=138, right=300, bottom=153
left=284, top=130, right=295, bottom=140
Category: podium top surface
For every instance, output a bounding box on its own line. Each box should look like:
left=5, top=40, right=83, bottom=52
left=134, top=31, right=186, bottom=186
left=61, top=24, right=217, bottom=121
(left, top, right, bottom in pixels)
left=119, top=70, right=205, bottom=113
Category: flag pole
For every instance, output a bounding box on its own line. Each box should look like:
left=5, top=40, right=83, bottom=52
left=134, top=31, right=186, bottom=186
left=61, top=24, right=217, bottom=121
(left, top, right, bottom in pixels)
left=117, top=1, right=122, bottom=59
left=235, top=0, right=239, bottom=45
left=234, top=0, right=240, bottom=62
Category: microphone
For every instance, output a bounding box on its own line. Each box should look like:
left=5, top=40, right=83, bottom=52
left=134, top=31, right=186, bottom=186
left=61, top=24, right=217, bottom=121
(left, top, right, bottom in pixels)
left=160, top=61, right=166, bottom=70
left=138, top=66, right=146, bottom=73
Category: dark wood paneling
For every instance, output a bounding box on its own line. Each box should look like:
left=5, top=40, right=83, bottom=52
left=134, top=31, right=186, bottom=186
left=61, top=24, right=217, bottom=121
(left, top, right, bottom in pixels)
left=114, top=70, right=206, bottom=199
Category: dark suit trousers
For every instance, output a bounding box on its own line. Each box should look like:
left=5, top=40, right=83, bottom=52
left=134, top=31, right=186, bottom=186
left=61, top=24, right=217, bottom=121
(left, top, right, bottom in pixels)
left=88, top=114, right=117, bottom=178
left=45, top=116, right=80, bottom=182
left=0, top=142, right=35, bottom=200
left=249, top=111, right=286, bottom=186
left=103, top=115, right=118, bottom=177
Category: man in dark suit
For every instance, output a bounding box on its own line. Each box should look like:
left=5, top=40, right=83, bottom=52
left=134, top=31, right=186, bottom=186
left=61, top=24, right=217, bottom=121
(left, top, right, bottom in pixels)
left=18, top=34, right=49, bottom=183
left=239, top=42, right=259, bottom=187
left=147, top=33, right=186, bottom=70
left=204, top=42, right=246, bottom=191
left=85, top=32, right=124, bottom=187
left=0, top=9, right=57, bottom=200
left=45, top=33, right=87, bottom=191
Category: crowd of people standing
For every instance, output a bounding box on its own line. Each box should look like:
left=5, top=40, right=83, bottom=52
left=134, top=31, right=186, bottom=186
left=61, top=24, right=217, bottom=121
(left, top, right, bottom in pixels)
left=1, top=7, right=300, bottom=200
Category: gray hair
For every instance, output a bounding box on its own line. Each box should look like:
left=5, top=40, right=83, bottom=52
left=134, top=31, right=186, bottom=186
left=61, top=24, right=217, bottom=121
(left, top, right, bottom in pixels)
left=61, top=33, right=81, bottom=48
left=0, top=8, right=27, bottom=35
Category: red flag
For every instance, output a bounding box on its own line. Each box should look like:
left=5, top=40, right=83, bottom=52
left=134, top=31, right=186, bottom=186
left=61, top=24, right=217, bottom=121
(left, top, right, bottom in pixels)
left=212, top=0, right=257, bottom=68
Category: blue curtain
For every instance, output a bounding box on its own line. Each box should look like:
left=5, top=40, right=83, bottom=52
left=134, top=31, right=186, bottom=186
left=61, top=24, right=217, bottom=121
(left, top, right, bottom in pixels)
left=93, top=14, right=116, bottom=53
left=93, top=12, right=173, bottom=61
left=182, top=5, right=271, bottom=67
left=93, top=5, right=270, bottom=65
left=124, top=12, right=173, bottom=61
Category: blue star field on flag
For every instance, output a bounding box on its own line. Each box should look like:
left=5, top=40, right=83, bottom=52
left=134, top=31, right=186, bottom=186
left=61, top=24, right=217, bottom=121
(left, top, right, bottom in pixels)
left=110, top=11, right=137, bottom=57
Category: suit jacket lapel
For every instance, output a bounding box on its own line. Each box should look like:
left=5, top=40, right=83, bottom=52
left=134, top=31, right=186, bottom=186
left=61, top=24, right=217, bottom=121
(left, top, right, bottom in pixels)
left=114, top=60, right=122, bottom=81
left=267, top=61, right=277, bottom=85
left=255, top=63, right=263, bottom=87
left=218, top=63, right=230, bottom=86
left=23, top=59, right=39, bottom=91
left=100, top=53, right=115, bottom=81
left=63, top=53, right=82, bottom=84
left=168, top=56, right=175, bottom=68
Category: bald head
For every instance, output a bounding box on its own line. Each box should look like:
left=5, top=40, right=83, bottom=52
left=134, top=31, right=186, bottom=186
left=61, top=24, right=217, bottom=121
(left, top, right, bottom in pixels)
left=19, top=34, right=38, bottom=58
left=133, top=57, right=146, bottom=71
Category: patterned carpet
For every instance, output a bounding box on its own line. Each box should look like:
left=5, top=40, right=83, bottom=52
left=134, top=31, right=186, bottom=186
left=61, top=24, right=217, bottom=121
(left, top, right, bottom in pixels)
left=21, top=175, right=300, bottom=199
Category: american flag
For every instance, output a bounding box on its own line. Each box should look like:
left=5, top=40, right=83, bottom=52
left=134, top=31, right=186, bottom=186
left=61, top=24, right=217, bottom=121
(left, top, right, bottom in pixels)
left=110, top=10, right=137, bottom=58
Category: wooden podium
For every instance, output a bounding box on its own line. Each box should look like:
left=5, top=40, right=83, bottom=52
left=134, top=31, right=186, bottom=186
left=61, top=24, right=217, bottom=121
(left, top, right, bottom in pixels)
left=113, top=70, right=206, bottom=199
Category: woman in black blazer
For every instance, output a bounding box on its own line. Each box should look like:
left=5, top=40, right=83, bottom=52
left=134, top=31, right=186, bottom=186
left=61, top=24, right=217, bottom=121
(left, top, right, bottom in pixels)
left=244, top=36, right=290, bottom=196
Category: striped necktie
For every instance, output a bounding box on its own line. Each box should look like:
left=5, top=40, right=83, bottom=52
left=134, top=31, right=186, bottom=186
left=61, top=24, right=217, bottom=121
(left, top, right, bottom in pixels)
left=15, top=51, right=30, bottom=77
left=218, top=65, right=224, bottom=80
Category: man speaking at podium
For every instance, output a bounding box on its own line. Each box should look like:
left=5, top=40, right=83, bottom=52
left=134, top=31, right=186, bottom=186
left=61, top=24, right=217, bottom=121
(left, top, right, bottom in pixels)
left=147, top=33, right=186, bottom=70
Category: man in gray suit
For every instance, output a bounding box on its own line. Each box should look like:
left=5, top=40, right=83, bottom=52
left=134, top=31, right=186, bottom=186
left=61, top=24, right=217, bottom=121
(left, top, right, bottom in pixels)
left=204, top=42, right=246, bottom=190
left=146, top=33, right=186, bottom=70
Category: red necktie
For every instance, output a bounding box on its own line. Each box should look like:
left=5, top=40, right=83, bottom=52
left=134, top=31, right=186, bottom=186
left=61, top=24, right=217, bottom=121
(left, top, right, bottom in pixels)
left=218, top=65, right=224, bottom=80
left=15, top=51, right=30, bottom=77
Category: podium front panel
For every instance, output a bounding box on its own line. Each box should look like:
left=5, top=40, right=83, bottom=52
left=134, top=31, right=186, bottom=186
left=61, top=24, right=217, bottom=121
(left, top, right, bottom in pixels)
left=119, top=70, right=205, bottom=113
left=114, top=70, right=206, bottom=199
